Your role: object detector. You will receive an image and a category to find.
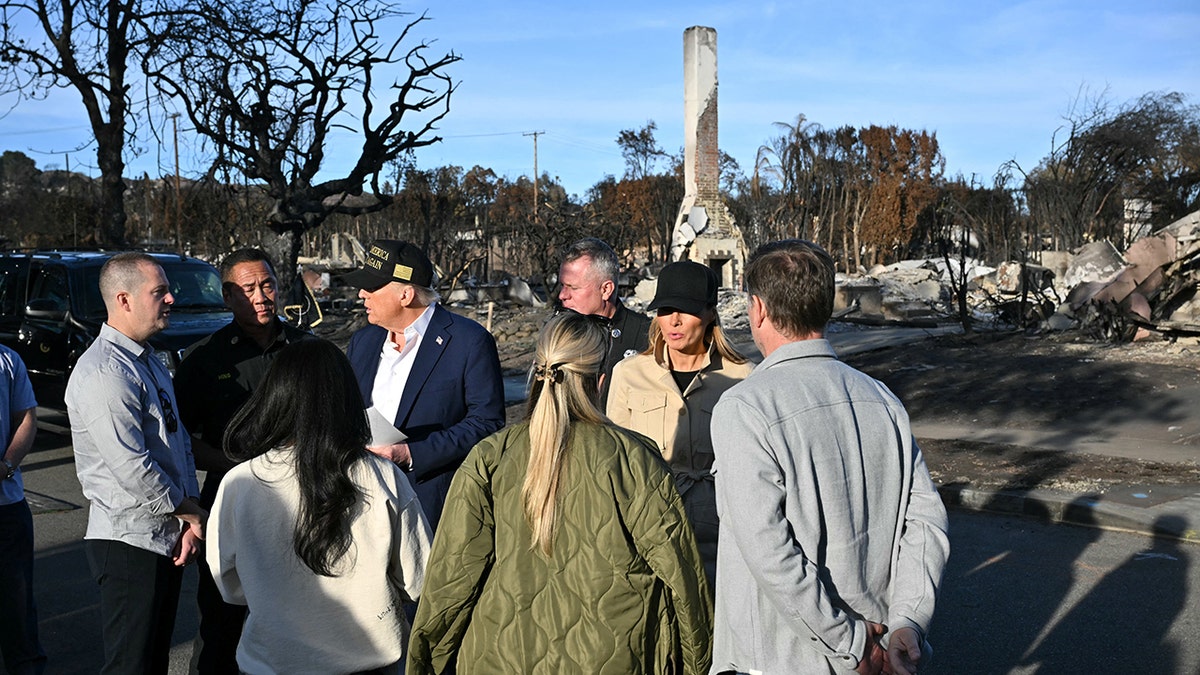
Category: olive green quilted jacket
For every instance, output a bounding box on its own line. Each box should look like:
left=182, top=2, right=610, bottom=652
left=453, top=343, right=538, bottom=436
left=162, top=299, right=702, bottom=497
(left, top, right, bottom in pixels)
left=407, top=421, right=714, bottom=674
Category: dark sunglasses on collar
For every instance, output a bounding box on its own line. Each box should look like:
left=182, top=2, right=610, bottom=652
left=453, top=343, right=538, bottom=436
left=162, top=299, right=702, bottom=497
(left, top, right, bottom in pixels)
left=157, top=388, right=179, bottom=434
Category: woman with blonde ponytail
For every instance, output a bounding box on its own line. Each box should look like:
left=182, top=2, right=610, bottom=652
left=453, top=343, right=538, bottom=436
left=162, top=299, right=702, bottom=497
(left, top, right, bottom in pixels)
left=408, top=311, right=713, bottom=675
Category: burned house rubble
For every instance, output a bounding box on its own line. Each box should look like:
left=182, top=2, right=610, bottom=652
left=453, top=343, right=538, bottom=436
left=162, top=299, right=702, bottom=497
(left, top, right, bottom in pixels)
left=1060, top=210, right=1200, bottom=341
left=825, top=209, right=1200, bottom=342
left=311, top=211, right=1200, bottom=350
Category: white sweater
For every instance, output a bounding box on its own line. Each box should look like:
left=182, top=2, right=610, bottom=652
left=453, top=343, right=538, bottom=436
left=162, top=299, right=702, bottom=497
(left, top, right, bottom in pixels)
left=207, top=449, right=432, bottom=675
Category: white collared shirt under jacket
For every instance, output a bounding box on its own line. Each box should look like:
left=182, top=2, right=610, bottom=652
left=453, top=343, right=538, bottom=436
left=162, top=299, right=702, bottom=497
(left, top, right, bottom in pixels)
left=372, top=302, right=437, bottom=423
left=709, top=338, right=949, bottom=674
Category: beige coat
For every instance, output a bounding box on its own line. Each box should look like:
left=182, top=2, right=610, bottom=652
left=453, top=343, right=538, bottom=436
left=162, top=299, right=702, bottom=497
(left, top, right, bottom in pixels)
left=607, top=342, right=753, bottom=584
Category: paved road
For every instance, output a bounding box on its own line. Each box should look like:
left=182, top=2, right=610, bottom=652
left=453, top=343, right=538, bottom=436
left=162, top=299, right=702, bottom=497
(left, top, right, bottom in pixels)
left=18, top=417, right=1200, bottom=674
left=931, top=510, right=1199, bottom=674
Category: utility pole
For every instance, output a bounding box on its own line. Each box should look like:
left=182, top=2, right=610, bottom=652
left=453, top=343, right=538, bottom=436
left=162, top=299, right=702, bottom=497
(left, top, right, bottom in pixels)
left=66, top=153, right=76, bottom=247
left=171, top=114, right=182, bottom=251
left=523, top=131, right=544, bottom=223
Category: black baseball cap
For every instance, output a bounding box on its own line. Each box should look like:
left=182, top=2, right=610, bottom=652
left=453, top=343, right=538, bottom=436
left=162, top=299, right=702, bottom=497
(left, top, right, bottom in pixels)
left=342, top=240, right=435, bottom=291
left=647, top=261, right=718, bottom=316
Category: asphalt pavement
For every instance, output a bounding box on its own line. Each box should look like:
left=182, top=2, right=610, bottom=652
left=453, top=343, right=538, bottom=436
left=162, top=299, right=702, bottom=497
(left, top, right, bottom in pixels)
left=930, top=509, right=1199, bottom=673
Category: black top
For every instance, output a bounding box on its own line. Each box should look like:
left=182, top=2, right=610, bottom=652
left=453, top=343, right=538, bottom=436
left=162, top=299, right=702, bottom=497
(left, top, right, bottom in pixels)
left=174, top=318, right=312, bottom=505
left=670, top=368, right=699, bottom=394
left=600, top=299, right=652, bottom=407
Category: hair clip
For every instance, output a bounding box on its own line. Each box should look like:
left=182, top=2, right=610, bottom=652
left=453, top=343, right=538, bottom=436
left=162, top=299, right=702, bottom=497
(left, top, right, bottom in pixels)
left=533, top=364, right=565, bottom=384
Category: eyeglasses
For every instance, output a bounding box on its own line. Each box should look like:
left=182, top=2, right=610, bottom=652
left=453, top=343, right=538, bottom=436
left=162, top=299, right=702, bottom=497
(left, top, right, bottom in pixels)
left=157, top=388, right=179, bottom=434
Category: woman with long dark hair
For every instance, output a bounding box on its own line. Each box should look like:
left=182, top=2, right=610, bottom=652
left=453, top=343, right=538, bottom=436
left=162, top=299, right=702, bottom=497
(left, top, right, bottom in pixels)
left=206, top=339, right=432, bottom=674
left=407, top=311, right=712, bottom=674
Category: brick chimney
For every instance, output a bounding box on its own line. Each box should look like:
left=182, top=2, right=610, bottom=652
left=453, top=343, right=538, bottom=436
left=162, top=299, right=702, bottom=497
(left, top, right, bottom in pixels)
left=670, top=26, right=745, bottom=288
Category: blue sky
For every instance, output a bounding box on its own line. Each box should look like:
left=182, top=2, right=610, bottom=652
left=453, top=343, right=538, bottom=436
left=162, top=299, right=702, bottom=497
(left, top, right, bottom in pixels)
left=1, top=1, right=1197, bottom=199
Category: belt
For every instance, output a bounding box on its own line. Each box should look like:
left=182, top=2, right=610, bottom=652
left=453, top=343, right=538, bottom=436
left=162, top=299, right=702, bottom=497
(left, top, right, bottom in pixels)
left=673, top=469, right=714, bottom=494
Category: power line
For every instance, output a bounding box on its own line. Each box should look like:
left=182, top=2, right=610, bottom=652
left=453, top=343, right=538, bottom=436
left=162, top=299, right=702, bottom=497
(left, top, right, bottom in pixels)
left=436, top=129, right=622, bottom=158
left=439, top=130, right=543, bottom=139
left=542, top=134, right=623, bottom=158
left=0, top=124, right=92, bottom=136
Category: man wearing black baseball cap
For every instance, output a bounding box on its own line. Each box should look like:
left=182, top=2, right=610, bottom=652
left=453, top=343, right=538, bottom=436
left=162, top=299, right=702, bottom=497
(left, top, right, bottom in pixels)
left=344, top=240, right=505, bottom=532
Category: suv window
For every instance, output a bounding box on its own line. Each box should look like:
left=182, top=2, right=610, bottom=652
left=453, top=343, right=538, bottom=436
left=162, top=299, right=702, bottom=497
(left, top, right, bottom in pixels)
left=75, top=268, right=106, bottom=320
left=30, top=266, right=70, bottom=313
left=0, top=262, right=19, bottom=315
left=70, top=260, right=226, bottom=321
left=162, top=262, right=225, bottom=309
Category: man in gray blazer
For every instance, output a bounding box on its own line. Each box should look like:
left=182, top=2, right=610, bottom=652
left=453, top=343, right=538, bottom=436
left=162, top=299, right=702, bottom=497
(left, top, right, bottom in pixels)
left=710, top=240, right=949, bottom=675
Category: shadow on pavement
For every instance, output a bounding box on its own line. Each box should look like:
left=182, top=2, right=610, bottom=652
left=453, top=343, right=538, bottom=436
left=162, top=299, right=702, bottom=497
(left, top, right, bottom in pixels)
left=929, top=498, right=1100, bottom=673
left=1020, top=514, right=1188, bottom=673
left=28, top=539, right=199, bottom=674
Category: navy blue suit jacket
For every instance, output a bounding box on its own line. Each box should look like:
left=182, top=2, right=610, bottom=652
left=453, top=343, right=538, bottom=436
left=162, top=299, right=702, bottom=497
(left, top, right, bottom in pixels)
left=346, top=304, right=505, bottom=530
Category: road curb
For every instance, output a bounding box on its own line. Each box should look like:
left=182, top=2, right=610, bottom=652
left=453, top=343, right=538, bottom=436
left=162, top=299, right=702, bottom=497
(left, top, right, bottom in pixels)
left=938, top=483, right=1200, bottom=544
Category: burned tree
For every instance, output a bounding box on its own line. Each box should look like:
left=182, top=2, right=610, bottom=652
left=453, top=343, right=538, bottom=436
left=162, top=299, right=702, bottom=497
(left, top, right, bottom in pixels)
left=1013, top=90, right=1200, bottom=250
left=0, top=0, right=149, bottom=245
left=144, top=0, right=459, bottom=289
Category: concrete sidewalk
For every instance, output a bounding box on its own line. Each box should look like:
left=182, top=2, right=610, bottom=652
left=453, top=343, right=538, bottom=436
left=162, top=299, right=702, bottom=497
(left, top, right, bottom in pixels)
left=913, top=420, right=1199, bottom=543
left=938, top=480, right=1200, bottom=543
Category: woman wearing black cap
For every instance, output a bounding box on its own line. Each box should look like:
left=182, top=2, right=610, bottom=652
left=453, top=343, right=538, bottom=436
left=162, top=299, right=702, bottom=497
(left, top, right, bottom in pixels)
left=606, top=260, right=752, bottom=588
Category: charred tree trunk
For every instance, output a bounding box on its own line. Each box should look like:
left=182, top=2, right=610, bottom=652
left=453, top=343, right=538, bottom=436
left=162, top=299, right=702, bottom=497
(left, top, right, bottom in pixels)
left=263, top=227, right=302, bottom=293
left=96, top=137, right=128, bottom=246
left=264, top=226, right=322, bottom=329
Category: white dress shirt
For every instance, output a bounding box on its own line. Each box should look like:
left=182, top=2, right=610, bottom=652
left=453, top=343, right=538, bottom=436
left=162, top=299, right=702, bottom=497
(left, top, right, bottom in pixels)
left=371, top=303, right=437, bottom=423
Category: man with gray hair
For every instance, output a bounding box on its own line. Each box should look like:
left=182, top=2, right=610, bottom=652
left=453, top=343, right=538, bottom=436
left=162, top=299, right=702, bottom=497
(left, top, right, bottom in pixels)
left=710, top=240, right=949, bottom=675
left=557, top=237, right=651, bottom=405
left=66, top=252, right=204, bottom=674
left=344, top=239, right=505, bottom=532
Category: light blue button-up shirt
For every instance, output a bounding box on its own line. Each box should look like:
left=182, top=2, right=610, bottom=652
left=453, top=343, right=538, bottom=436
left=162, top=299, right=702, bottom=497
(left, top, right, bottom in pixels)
left=0, top=344, right=37, bottom=506
left=67, top=323, right=199, bottom=556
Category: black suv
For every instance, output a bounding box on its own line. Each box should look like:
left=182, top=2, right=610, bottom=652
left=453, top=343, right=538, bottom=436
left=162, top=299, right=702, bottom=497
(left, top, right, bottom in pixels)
left=0, top=250, right=232, bottom=408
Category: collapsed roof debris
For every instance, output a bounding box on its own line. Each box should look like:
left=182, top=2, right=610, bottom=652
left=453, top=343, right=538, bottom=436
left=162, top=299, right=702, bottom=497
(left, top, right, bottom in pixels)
left=822, top=209, right=1200, bottom=341
left=1050, top=210, right=1200, bottom=341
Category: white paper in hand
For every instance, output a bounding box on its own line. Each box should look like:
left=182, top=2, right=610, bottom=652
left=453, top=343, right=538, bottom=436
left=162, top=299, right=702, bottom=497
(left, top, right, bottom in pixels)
left=366, top=406, right=407, bottom=447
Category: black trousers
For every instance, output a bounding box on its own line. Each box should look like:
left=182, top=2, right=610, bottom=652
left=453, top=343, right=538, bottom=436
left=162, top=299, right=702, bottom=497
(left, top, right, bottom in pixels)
left=189, top=553, right=247, bottom=674
left=85, top=539, right=184, bottom=675
left=0, top=500, right=46, bottom=675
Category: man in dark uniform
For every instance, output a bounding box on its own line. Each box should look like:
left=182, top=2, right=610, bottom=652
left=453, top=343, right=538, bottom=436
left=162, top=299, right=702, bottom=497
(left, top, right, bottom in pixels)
left=174, top=248, right=311, bottom=674
left=557, top=237, right=651, bottom=405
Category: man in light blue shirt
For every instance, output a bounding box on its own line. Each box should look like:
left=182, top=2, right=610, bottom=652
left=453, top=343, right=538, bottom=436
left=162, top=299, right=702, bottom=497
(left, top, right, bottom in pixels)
left=0, top=344, right=45, bottom=675
left=66, top=252, right=204, bottom=674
